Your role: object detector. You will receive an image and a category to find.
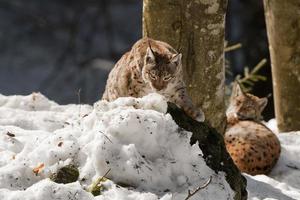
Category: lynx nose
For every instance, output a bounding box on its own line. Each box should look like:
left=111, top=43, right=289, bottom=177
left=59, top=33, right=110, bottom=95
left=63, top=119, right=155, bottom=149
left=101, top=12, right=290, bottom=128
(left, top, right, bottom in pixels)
left=155, top=84, right=165, bottom=91
left=152, top=81, right=165, bottom=91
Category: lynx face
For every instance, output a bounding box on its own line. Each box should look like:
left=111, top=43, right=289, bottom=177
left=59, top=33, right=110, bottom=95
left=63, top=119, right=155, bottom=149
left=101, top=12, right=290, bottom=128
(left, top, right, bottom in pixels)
left=227, top=83, right=268, bottom=121
left=142, top=47, right=182, bottom=91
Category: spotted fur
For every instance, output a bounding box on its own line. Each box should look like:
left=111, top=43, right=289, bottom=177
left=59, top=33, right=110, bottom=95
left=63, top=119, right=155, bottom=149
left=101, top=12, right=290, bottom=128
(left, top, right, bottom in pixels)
left=102, top=37, right=204, bottom=122
left=225, top=83, right=281, bottom=175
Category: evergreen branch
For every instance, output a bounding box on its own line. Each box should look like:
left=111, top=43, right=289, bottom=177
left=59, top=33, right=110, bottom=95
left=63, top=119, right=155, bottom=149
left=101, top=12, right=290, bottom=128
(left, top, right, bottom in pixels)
left=236, top=58, right=268, bottom=91
left=251, top=58, right=267, bottom=75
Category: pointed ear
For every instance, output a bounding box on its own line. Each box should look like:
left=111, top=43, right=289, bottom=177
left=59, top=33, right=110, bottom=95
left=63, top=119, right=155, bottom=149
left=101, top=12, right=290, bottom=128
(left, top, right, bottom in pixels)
left=232, top=82, right=244, bottom=97
left=145, top=47, right=156, bottom=64
left=258, top=97, right=268, bottom=112
left=170, top=53, right=182, bottom=66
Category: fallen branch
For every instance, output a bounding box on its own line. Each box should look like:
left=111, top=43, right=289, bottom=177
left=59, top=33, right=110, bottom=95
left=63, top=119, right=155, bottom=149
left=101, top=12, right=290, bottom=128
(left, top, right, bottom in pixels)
left=184, top=176, right=212, bottom=200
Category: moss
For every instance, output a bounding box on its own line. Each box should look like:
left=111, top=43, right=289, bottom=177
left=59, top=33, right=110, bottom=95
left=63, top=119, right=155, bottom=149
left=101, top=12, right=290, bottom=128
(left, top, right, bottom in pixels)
left=88, top=177, right=109, bottom=196
left=50, top=164, right=79, bottom=184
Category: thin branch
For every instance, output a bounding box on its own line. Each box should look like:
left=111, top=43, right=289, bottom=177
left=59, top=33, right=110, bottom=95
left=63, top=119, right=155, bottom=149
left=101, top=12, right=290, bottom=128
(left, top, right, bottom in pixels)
left=77, top=88, right=82, bottom=104
left=286, top=164, right=299, bottom=170
left=77, top=88, right=82, bottom=119
left=99, top=131, right=113, bottom=144
left=98, top=168, right=111, bottom=184
left=225, top=43, right=242, bottom=52
left=184, top=176, right=212, bottom=200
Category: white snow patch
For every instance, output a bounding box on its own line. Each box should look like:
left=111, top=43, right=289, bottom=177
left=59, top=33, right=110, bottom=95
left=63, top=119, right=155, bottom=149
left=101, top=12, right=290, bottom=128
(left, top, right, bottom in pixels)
left=265, top=118, right=279, bottom=134
left=0, top=93, right=234, bottom=200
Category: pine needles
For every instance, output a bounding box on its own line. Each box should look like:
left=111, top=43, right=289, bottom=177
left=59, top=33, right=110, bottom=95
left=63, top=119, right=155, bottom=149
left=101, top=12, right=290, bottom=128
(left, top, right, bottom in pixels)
left=235, top=58, right=267, bottom=92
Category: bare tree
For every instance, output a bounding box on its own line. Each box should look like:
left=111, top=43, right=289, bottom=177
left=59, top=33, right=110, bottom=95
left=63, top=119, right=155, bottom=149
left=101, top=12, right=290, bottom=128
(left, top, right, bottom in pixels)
left=264, top=0, right=300, bottom=132
left=143, top=0, right=228, bottom=133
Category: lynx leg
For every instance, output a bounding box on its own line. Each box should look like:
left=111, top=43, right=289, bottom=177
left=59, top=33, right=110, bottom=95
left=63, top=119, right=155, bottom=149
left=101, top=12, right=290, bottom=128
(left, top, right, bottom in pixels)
left=169, top=84, right=205, bottom=122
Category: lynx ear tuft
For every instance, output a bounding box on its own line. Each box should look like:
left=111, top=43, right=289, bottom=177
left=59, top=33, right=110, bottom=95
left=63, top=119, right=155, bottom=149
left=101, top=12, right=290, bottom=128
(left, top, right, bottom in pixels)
left=145, top=47, right=156, bottom=64
left=232, top=82, right=244, bottom=97
left=258, top=97, right=268, bottom=112
left=171, top=53, right=182, bottom=65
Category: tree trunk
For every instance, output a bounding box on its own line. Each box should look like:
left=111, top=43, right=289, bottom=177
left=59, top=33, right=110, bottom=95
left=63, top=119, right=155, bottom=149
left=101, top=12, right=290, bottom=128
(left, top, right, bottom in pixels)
left=264, top=0, right=300, bottom=132
left=143, top=0, right=227, bottom=133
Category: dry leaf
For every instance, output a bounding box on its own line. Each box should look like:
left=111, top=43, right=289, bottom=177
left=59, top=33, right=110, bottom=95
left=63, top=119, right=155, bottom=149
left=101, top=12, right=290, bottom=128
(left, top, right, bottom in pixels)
left=33, top=163, right=45, bottom=175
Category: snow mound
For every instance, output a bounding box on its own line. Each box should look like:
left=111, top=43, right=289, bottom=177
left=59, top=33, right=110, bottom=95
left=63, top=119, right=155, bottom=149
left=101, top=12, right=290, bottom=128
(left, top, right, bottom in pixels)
left=0, top=93, right=234, bottom=200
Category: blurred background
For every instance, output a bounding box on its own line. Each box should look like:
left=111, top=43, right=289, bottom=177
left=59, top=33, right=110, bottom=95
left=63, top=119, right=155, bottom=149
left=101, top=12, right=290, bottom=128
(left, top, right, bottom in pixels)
left=0, top=0, right=273, bottom=119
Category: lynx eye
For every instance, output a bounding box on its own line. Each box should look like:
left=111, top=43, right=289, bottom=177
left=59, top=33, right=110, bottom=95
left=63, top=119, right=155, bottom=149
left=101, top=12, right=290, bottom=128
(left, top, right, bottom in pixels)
left=163, top=75, right=172, bottom=81
left=149, top=72, right=157, bottom=80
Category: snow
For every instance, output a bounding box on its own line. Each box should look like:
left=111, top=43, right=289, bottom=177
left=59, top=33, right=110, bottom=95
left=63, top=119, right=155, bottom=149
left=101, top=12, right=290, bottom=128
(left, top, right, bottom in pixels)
left=0, top=93, right=234, bottom=200
left=1, top=93, right=300, bottom=200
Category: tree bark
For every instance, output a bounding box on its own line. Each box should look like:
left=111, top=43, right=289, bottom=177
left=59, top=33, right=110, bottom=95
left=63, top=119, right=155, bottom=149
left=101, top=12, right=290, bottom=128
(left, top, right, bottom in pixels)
left=264, top=0, right=300, bottom=132
left=143, top=0, right=227, bottom=133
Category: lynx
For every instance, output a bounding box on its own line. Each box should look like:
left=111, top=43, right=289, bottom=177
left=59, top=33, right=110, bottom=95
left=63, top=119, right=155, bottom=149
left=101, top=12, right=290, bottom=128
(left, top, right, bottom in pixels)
left=102, top=37, right=204, bottom=122
left=225, top=83, right=281, bottom=175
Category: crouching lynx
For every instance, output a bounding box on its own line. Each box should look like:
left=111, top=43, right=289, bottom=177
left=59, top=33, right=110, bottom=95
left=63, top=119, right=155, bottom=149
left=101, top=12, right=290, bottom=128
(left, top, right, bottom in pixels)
left=225, top=83, right=281, bottom=175
left=102, top=37, right=205, bottom=121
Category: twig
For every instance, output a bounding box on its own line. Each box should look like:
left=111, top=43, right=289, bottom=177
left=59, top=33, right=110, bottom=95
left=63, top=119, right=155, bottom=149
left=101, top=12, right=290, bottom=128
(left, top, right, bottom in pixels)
left=77, top=88, right=81, bottom=104
left=98, top=168, right=111, bottom=183
left=99, top=131, right=113, bottom=144
left=286, top=164, right=299, bottom=170
left=225, top=43, right=242, bottom=52
left=184, top=176, right=212, bottom=200
left=77, top=88, right=82, bottom=119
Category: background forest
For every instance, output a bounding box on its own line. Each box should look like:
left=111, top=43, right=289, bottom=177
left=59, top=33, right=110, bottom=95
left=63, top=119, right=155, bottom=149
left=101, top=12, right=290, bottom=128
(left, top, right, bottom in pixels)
left=0, top=0, right=273, bottom=119
left=1, top=1, right=300, bottom=200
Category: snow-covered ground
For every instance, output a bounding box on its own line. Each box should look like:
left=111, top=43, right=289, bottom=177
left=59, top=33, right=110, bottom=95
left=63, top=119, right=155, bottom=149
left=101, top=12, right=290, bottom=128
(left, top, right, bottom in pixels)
left=247, top=119, right=300, bottom=200
left=0, top=93, right=234, bottom=200
left=0, top=93, right=299, bottom=200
